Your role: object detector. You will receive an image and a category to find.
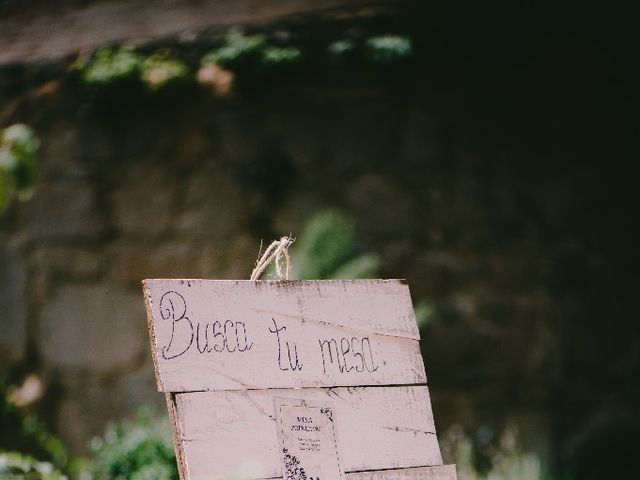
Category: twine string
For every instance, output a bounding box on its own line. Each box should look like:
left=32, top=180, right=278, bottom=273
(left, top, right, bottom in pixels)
left=250, top=236, right=295, bottom=280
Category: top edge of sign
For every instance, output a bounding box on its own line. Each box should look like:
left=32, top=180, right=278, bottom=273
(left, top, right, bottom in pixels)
left=142, top=279, right=409, bottom=284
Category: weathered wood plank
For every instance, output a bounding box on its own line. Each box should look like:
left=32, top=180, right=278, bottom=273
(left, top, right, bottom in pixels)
left=257, top=465, right=457, bottom=480
left=143, top=280, right=424, bottom=392
left=175, top=386, right=442, bottom=480
left=144, top=279, right=419, bottom=339
left=346, top=465, right=457, bottom=479
left=0, top=0, right=405, bottom=65
left=165, top=393, right=189, bottom=479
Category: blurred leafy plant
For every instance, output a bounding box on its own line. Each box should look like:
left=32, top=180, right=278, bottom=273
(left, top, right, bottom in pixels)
left=414, top=300, right=436, bottom=329
left=141, top=51, right=190, bottom=89
left=442, top=424, right=551, bottom=480
left=75, top=47, right=189, bottom=91
left=90, top=408, right=177, bottom=480
left=366, top=35, right=413, bottom=63
left=0, top=124, right=39, bottom=211
left=201, top=30, right=302, bottom=73
left=75, top=47, right=143, bottom=85
left=0, top=378, right=70, bottom=473
left=202, top=31, right=267, bottom=68
left=327, top=39, right=356, bottom=57
left=261, top=46, right=302, bottom=66
left=72, top=30, right=413, bottom=97
left=284, top=210, right=380, bottom=280
left=0, top=451, right=67, bottom=480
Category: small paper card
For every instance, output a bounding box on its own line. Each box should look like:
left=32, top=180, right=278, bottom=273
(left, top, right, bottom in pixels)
left=276, top=404, right=345, bottom=480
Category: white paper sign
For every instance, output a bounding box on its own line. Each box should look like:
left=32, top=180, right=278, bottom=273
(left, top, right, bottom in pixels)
left=277, top=404, right=345, bottom=480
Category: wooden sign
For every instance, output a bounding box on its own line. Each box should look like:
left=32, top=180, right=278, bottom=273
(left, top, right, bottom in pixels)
left=143, top=279, right=456, bottom=480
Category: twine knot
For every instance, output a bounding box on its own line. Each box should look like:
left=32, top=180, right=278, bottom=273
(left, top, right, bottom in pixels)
left=250, top=236, right=295, bottom=280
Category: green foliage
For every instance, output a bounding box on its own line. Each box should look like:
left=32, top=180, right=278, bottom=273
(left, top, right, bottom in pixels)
left=3, top=379, right=176, bottom=479
left=414, top=300, right=436, bottom=329
left=329, top=35, right=412, bottom=63
left=327, top=39, right=356, bottom=57
left=13, top=416, right=69, bottom=472
left=72, top=30, right=414, bottom=96
left=202, top=30, right=302, bottom=71
left=366, top=35, right=413, bottom=63
left=0, top=124, right=39, bottom=210
left=442, top=424, right=552, bottom=480
left=329, top=254, right=380, bottom=280
left=0, top=451, right=67, bottom=480
left=141, top=51, right=190, bottom=89
left=202, top=31, right=267, bottom=67
left=284, top=210, right=380, bottom=280
left=261, top=46, right=302, bottom=66
left=75, top=47, right=189, bottom=91
left=90, top=408, right=177, bottom=480
left=0, top=379, right=69, bottom=473
left=76, top=47, right=143, bottom=85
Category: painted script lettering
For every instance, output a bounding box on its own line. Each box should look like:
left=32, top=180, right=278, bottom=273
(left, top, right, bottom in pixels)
left=160, top=291, right=193, bottom=359
left=195, top=320, right=253, bottom=354
left=269, top=318, right=303, bottom=371
left=318, top=336, right=379, bottom=374
left=159, top=291, right=253, bottom=359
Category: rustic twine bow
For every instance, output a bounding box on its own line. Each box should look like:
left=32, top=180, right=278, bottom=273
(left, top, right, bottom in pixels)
left=250, top=236, right=295, bottom=280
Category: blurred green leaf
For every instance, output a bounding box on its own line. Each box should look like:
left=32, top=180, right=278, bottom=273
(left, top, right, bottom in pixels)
left=289, top=211, right=359, bottom=279
left=202, top=30, right=266, bottom=68
left=414, top=300, right=436, bottom=329
left=261, top=46, right=302, bottom=66
left=0, top=378, right=70, bottom=472
left=78, top=47, right=143, bottom=85
left=327, top=39, right=356, bottom=57
left=0, top=451, right=67, bottom=480
left=262, top=210, right=380, bottom=280
left=0, top=124, right=39, bottom=211
left=366, top=35, right=412, bottom=63
left=91, top=407, right=177, bottom=480
left=331, top=254, right=380, bottom=279
left=141, top=51, right=190, bottom=89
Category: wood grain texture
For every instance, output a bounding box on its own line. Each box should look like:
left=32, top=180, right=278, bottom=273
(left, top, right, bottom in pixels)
left=0, top=0, right=405, bottom=65
left=141, top=279, right=455, bottom=479
left=256, top=465, right=457, bottom=480
left=165, top=393, right=188, bottom=480
left=346, top=465, right=457, bottom=479
left=143, top=280, right=424, bottom=392
left=174, top=386, right=442, bottom=480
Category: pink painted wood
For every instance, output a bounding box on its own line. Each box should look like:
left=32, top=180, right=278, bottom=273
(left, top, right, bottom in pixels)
left=176, top=386, right=440, bottom=479
left=143, top=279, right=424, bottom=392
left=143, top=279, right=456, bottom=480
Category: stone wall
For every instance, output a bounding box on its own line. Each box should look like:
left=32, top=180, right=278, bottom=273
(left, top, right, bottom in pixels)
left=1, top=18, right=638, bottom=474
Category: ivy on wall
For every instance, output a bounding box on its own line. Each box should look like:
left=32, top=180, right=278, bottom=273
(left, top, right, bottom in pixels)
left=72, top=30, right=413, bottom=95
left=73, top=47, right=189, bottom=89
left=0, top=378, right=70, bottom=478
left=0, top=30, right=411, bottom=210
left=0, top=124, right=39, bottom=211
